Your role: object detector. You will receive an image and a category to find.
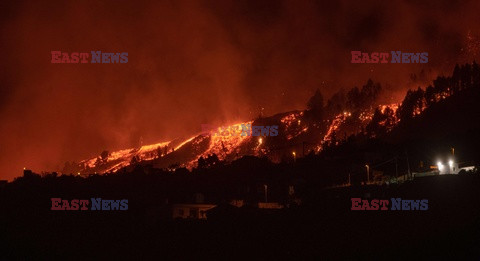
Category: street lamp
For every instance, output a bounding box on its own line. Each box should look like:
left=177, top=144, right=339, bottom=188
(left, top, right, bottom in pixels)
left=365, top=164, right=370, bottom=184
left=292, top=151, right=296, bottom=162
left=437, top=161, right=444, bottom=172
left=263, top=184, right=268, bottom=203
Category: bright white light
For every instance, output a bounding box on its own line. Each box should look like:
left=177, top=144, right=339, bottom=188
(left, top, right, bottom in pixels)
left=448, top=160, right=453, bottom=167
left=437, top=161, right=444, bottom=171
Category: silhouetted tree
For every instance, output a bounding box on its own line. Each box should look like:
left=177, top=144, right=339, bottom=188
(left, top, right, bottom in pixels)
left=101, top=150, right=109, bottom=162
left=425, top=85, right=436, bottom=107
left=156, top=146, right=163, bottom=158
left=397, top=87, right=425, bottom=123
left=383, top=107, right=396, bottom=129
left=325, top=89, right=346, bottom=117
left=330, top=130, right=337, bottom=146
left=365, top=106, right=396, bottom=137
left=197, top=154, right=221, bottom=169
left=62, top=161, right=72, bottom=174
left=472, top=61, right=480, bottom=88
left=198, top=157, right=206, bottom=169
left=94, top=157, right=102, bottom=167
left=452, top=64, right=461, bottom=93
left=360, top=79, right=382, bottom=108
left=306, top=88, right=324, bottom=120
left=130, top=155, right=139, bottom=165
left=206, top=154, right=220, bottom=167
left=346, top=87, right=361, bottom=111
left=366, top=108, right=386, bottom=136
left=461, top=63, right=472, bottom=91
left=433, top=76, right=449, bottom=98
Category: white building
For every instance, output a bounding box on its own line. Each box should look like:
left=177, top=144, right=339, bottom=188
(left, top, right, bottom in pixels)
left=436, top=160, right=475, bottom=175
left=437, top=160, right=459, bottom=174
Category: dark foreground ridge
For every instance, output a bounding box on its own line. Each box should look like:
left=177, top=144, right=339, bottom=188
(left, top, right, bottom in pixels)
left=1, top=173, right=480, bottom=259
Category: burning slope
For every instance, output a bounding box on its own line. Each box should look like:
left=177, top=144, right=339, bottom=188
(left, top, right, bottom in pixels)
left=70, top=103, right=402, bottom=175
left=322, top=103, right=399, bottom=146
left=323, top=112, right=351, bottom=145
left=280, top=112, right=309, bottom=140
left=183, top=121, right=254, bottom=168
left=78, top=141, right=172, bottom=174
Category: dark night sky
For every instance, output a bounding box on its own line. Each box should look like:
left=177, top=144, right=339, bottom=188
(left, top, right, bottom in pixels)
left=0, top=0, right=479, bottom=180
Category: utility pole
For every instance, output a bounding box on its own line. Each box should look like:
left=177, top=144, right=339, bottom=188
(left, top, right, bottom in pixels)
left=263, top=184, right=268, bottom=203
left=365, top=165, right=370, bottom=184
left=395, top=157, right=398, bottom=179
left=405, top=150, right=411, bottom=180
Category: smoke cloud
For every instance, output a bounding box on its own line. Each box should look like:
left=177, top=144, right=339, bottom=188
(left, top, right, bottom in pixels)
left=0, top=0, right=479, bottom=180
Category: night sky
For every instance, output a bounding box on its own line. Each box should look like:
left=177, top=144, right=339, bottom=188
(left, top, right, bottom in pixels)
left=0, top=0, right=479, bottom=180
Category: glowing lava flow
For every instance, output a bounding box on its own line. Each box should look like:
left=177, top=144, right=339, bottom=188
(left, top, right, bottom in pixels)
left=174, top=136, right=196, bottom=151
left=323, top=112, right=351, bottom=144
left=184, top=121, right=253, bottom=168
left=321, top=103, right=400, bottom=150
left=281, top=112, right=308, bottom=140
left=79, top=141, right=171, bottom=173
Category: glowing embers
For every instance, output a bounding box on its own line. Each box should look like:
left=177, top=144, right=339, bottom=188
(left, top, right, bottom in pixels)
left=280, top=112, right=300, bottom=127
left=359, top=111, right=373, bottom=122
left=466, top=30, right=480, bottom=56
left=380, top=103, right=399, bottom=114
left=280, top=112, right=308, bottom=140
